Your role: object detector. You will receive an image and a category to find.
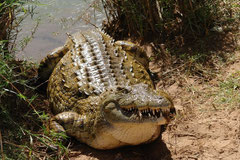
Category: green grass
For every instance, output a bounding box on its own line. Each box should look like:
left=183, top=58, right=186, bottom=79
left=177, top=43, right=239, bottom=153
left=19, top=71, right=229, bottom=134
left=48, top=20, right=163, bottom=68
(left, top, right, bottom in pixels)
left=213, top=71, right=240, bottom=109
left=0, top=1, right=70, bottom=159
left=0, top=41, right=69, bottom=159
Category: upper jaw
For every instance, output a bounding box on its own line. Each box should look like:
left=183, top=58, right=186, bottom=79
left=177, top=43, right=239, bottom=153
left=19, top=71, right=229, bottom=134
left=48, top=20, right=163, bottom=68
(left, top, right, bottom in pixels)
left=120, top=104, right=175, bottom=124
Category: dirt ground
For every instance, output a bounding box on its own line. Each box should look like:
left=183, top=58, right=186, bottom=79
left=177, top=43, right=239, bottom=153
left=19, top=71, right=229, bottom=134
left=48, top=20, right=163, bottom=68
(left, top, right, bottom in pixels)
left=66, top=36, right=240, bottom=160
left=161, top=51, right=240, bottom=160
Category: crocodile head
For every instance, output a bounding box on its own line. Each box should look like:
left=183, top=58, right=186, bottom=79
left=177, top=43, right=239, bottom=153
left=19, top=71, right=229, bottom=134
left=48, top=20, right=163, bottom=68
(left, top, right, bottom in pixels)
left=89, top=83, right=175, bottom=148
left=101, top=83, right=175, bottom=125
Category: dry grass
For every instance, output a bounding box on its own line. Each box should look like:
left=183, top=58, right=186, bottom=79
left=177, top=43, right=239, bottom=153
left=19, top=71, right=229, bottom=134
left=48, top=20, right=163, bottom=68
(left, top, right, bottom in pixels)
left=102, top=0, right=239, bottom=43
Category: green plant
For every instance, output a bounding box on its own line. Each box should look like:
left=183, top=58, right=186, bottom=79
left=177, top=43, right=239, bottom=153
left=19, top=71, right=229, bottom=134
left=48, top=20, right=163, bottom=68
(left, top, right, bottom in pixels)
left=213, top=72, right=240, bottom=109
left=0, top=1, right=70, bottom=159
left=0, top=52, right=70, bottom=159
left=0, top=0, right=37, bottom=51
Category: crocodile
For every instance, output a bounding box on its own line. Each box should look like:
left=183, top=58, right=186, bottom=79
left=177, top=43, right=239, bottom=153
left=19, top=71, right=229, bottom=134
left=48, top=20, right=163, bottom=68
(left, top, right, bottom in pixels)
left=38, top=29, right=175, bottom=150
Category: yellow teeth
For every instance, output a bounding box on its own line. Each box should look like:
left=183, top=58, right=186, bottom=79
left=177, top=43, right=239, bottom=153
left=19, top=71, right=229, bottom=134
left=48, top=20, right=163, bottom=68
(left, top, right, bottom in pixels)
left=120, top=105, right=172, bottom=120
left=121, top=105, right=168, bottom=111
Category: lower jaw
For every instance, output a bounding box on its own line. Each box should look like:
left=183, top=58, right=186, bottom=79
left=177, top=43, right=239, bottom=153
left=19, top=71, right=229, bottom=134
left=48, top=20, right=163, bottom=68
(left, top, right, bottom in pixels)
left=110, top=123, right=162, bottom=145
left=113, top=118, right=167, bottom=126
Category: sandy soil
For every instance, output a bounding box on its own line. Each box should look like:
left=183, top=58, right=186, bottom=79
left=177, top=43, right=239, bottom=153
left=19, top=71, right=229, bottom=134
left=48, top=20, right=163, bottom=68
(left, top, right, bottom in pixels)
left=163, top=86, right=240, bottom=160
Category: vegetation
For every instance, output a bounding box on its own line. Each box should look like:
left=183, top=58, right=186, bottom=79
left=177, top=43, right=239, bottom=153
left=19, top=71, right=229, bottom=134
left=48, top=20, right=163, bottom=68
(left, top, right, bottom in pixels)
left=102, top=0, right=239, bottom=41
left=0, top=0, right=239, bottom=159
left=213, top=71, right=240, bottom=109
left=0, top=1, right=69, bottom=159
left=102, top=0, right=239, bottom=82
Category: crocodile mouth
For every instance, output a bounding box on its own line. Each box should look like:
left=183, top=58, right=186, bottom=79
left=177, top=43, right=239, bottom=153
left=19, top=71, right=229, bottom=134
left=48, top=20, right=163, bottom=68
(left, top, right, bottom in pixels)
left=120, top=105, right=175, bottom=122
left=102, top=95, right=175, bottom=125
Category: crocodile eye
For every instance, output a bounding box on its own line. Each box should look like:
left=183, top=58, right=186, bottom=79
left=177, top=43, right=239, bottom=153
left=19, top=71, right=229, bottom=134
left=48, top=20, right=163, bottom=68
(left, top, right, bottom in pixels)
left=103, top=100, right=119, bottom=111
left=105, top=102, right=116, bottom=111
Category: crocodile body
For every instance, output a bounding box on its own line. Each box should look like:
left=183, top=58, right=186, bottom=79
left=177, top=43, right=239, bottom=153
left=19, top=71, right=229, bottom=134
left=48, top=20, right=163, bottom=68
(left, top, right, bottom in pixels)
left=39, top=30, right=175, bottom=149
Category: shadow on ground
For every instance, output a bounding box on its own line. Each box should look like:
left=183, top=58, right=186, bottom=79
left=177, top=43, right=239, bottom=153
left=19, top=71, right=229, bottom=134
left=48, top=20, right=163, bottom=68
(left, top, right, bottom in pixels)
left=69, top=135, right=172, bottom=160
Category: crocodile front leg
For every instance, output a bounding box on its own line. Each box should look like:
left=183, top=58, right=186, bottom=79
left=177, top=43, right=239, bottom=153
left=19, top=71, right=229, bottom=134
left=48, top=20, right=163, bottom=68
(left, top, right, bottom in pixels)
left=50, top=111, right=87, bottom=139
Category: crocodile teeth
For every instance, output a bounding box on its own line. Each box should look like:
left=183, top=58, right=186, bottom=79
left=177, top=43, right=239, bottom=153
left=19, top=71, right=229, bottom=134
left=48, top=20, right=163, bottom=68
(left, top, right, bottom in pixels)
left=152, top=110, right=155, bottom=115
left=138, top=112, right=142, bottom=119
left=160, top=112, right=163, bottom=117
left=148, top=113, right=151, bottom=117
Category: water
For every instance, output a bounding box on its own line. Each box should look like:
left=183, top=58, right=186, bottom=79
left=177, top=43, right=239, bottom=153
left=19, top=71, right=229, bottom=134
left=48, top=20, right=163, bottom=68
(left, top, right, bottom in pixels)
left=17, top=0, right=106, bottom=62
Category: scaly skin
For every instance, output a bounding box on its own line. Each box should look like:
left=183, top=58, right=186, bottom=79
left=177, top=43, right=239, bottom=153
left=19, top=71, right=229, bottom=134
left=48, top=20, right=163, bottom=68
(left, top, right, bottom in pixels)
left=39, top=30, right=175, bottom=149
